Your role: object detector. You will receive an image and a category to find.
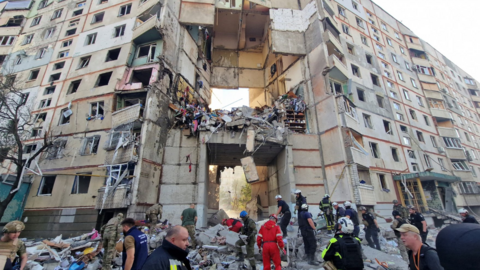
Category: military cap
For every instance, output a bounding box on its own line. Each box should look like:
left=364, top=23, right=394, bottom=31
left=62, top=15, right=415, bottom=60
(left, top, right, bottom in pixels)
left=2, top=221, right=25, bottom=233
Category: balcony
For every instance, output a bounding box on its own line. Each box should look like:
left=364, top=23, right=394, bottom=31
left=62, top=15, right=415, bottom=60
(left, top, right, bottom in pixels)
left=323, top=30, right=343, bottom=56
left=412, top=57, right=430, bottom=67
left=476, top=108, right=480, bottom=115
left=1, top=26, right=22, bottom=36
left=137, top=0, right=160, bottom=17
left=431, top=108, right=452, bottom=121
left=417, top=73, right=436, bottom=84
left=437, top=127, right=457, bottom=138
left=112, top=104, right=143, bottom=128
left=453, top=170, right=474, bottom=182
left=407, top=42, right=424, bottom=52
left=470, top=95, right=480, bottom=103
left=424, top=90, right=443, bottom=100
left=105, top=143, right=137, bottom=165
left=133, top=13, right=162, bottom=44
left=445, top=148, right=466, bottom=160
left=327, top=54, right=348, bottom=82
left=351, top=149, right=373, bottom=168
left=358, top=184, right=376, bottom=205
left=462, top=194, right=480, bottom=206
left=95, top=185, right=131, bottom=209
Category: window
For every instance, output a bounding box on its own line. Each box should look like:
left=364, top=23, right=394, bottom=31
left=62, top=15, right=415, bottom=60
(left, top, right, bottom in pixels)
left=397, top=71, right=404, bottom=81
left=443, top=137, right=462, bottom=148
left=0, top=36, right=15, bottom=46
left=465, top=132, right=471, bottom=142
left=44, top=86, right=55, bottom=95
left=72, top=174, right=91, bottom=194
left=373, top=35, right=380, bottom=41
left=387, top=81, right=394, bottom=88
left=31, top=128, right=42, bottom=138
left=416, top=131, right=424, bottom=142
left=105, top=131, right=130, bottom=150
left=29, top=69, right=40, bottom=80
left=403, top=136, right=411, bottom=145
left=137, top=44, right=156, bottom=62
left=59, top=108, right=72, bottom=125
left=105, top=48, right=121, bottom=61
left=352, top=1, right=358, bottom=10
left=369, top=142, right=380, bottom=158
left=62, top=40, right=72, bottom=47
left=356, top=17, right=364, bottom=28
left=381, top=22, right=387, bottom=31
left=392, top=54, right=398, bottom=63
left=411, top=78, right=418, bottom=88
left=408, top=150, right=416, bottom=159
left=54, top=61, right=65, bottom=70
left=409, top=109, right=417, bottom=120
left=363, top=114, right=373, bottom=129
left=68, top=19, right=80, bottom=27
left=395, top=32, right=401, bottom=39
left=386, top=38, right=392, bottom=46
left=377, top=96, right=384, bottom=108
left=357, top=88, right=365, bottom=101
left=423, top=115, right=430, bottom=126
left=402, top=90, right=410, bottom=101
left=361, top=35, right=368, bottom=45
left=400, top=125, right=407, bottom=133
left=49, top=73, right=61, bottom=82
left=81, top=136, right=100, bottom=155
left=38, top=0, right=48, bottom=9
left=22, top=34, right=34, bottom=45
left=400, top=46, right=405, bottom=54
left=330, top=80, right=342, bottom=94
left=35, top=47, right=47, bottom=59
left=416, top=96, right=424, bottom=107
left=119, top=4, right=132, bottom=16
left=438, top=158, right=446, bottom=171
left=366, top=54, right=372, bottom=64
left=77, top=56, right=91, bottom=69
left=392, top=148, right=399, bottom=162
left=371, top=74, right=380, bottom=86
left=371, top=27, right=378, bottom=34
left=99, top=0, right=108, bottom=4
left=351, top=65, right=360, bottom=77
left=393, top=102, right=400, bottom=110
left=472, top=167, right=477, bottom=177
left=390, top=91, right=398, bottom=99
left=396, top=113, right=404, bottom=121
left=72, top=9, right=83, bottom=16
left=24, top=144, right=37, bottom=154
left=92, top=12, right=104, bottom=24
left=465, top=78, right=475, bottom=85
left=383, top=120, right=392, bottom=135
left=411, top=163, right=419, bottom=172
left=114, top=25, right=126, bottom=37
left=67, top=80, right=81, bottom=94
left=452, top=160, right=469, bottom=171
left=90, top=101, right=104, bottom=117
left=95, top=72, right=112, bottom=87
left=31, top=16, right=41, bottom=26
left=378, top=174, right=387, bottom=190
left=85, top=33, right=97, bottom=45
left=458, top=182, right=480, bottom=194
left=342, top=24, right=349, bottom=35
left=378, top=52, right=385, bottom=59
left=52, top=9, right=63, bottom=20
left=38, top=176, right=56, bottom=195
left=39, top=98, right=52, bottom=108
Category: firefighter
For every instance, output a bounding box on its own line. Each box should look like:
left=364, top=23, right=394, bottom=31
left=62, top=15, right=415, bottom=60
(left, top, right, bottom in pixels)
left=235, top=211, right=257, bottom=270
left=320, top=194, right=335, bottom=233
left=294, top=189, right=306, bottom=215
left=222, top=218, right=243, bottom=233
left=257, top=214, right=284, bottom=270
left=458, top=208, right=479, bottom=224
left=299, top=204, right=319, bottom=266
left=275, top=194, right=291, bottom=238
left=333, top=202, right=345, bottom=222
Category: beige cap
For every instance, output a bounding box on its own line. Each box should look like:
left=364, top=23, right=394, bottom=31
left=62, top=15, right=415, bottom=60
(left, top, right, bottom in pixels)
left=395, top=224, right=420, bottom=234
left=2, top=221, right=25, bottom=233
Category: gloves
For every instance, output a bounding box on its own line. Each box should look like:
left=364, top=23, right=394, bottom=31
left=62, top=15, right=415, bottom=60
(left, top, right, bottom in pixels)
left=377, top=227, right=380, bottom=233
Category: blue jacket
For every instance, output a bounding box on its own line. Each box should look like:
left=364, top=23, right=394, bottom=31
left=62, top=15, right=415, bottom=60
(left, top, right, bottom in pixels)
left=123, top=227, right=148, bottom=270
left=141, top=239, right=192, bottom=270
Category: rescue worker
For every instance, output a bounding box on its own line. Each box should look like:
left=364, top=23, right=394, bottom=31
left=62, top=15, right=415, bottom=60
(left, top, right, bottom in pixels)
left=256, top=214, right=284, bottom=270
left=344, top=201, right=360, bottom=237
left=390, top=210, right=408, bottom=262
left=333, top=202, right=345, bottom=222
left=146, top=203, right=163, bottom=230
left=293, top=189, right=306, bottom=215
left=322, top=217, right=363, bottom=270
left=235, top=211, right=257, bottom=270
left=0, top=221, right=27, bottom=270
left=181, top=204, right=197, bottom=249
left=359, top=206, right=381, bottom=250
left=222, top=218, right=243, bottom=233
left=100, top=213, right=124, bottom=270
left=275, top=194, right=291, bottom=238
left=393, top=199, right=409, bottom=219
left=458, top=208, right=479, bottom=224
left=299, top=204, right=319, bottom=266
left=320, top=194, right=334, bottom=233
left=408, top=205, right=428, bottom=243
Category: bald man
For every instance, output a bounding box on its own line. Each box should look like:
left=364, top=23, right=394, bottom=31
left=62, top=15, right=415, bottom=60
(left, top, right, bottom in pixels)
left=141, top=226, right=192, bottom=270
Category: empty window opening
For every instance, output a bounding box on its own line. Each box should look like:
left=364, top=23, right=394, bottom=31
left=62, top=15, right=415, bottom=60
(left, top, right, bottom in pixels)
left=29, top=69, right=40, bottom=80
left=73, top=9, right=83, bottom=16
left=371, top=74, right=380, bottom=86
left=67, top=80, right=81, bottom=94
left=351, top=65, right=360, bottom=77
left=24, top=144, right=37, bottom=154
left=78, top=56, right=91, bottom=69
left=65, top=28, right=76, bottom=36
left=416, top=131, right=424, bottom=142
left=130, top=69, right=153, bottom=86
left=357, top=88, right=365, bottom=101
left=92, top=12, right=104, bottom=24
left=44, top=86, right=56, bottom=96
left=49, top=73, right=61, bottom=82
left=72, top=174, right=91, bottom=194
left=35, top=113, right=47, bottom=123
left=391, top=148, right=399, bottom=162
left=383, top=120, right=392, bottom=135
left=378, top=174, right=387, bottom=189
left=81, top=135, right=100, bottom=155
left=376, top=95, right=384, bottom=108
left=95, top=72, right=112, bottom=87
left=59, top=108, right=71, bottom=125
left=38, top=176, right=56, bottom=195
left=330, top=81, right=343, bottom=95
left=105, top=48, right=121, bottom=61
left=366, top=54, right=372, bottom=64
left=369, top=142, right=380, bottom=158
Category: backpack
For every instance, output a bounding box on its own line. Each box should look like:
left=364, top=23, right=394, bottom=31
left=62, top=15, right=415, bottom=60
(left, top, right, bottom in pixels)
left=394, top=217, right=406, bottom=237
left=231, top=219, right=241, bottom=227
left=337, top=235, right=364, bottom=270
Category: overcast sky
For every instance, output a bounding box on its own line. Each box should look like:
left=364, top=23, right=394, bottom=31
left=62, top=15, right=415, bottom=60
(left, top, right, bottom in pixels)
left=372, top=0, right=480, bottom=81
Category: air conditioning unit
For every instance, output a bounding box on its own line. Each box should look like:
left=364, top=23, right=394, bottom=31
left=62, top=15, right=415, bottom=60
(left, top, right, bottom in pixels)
left=438, top=147, right=446, bottom=154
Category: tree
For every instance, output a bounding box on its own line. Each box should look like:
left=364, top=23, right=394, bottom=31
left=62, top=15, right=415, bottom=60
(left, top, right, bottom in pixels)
left=0, top=73, right=53, bottom=221
left=237, top=175, right=251, bottom=210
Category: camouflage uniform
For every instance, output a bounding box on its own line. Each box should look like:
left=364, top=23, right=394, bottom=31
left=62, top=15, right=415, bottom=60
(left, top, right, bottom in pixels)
left=393, top=204, right=409, bottom=220
left=146, top=204, right=163, bottom=234
left=235, top=216, right=257, bottom=268
left=185, top=225, right=197, bottom=249
left=101, top=213, right=123, bottom=270
left=0, top=221, right=26, bottom=266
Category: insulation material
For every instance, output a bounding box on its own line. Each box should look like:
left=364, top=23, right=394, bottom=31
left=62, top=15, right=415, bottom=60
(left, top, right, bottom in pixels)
left=270, top=1, right=317, bottom=32
left=179, top=2, right=215, bottom=26
left=240, top=156, right=259, bottom=183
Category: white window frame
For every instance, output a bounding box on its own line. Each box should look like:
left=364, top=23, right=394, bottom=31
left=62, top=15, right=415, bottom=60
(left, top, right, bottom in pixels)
left=342, top=24, right=349, bottom=35
left=37, top=176, right=56, bottom=196
left=403, top=89, right=410, bottom=100
left=338, top=6, right=346, bottom=16
left=363, top=114, right=373, bottom=129
left=0, top=36, right=15, bottom=46
left=80, top=136, right=100, bottom=155
left=85, top=33, right=97, bottom=45
left=52, top=8, right=63, bottom=20
left=397, top=71, right=404, bottom=81
left=90, top=101, right=104, bottom=116
left=23, top=34, right=34, bottom=45
left=119, top=4, right=132, bottom=16
left=77, top=56, right=91, bottom=69
left=403, top=136, right=411, bottom=145
left=392, top=54, right=398, bottom=63
left=411, top=78, right=418, bottom=88
left=114, top=24, right=126, bottom=37
left=31, top=16, right=42, bottom=26
left=438, top=158, right=446, bottom=171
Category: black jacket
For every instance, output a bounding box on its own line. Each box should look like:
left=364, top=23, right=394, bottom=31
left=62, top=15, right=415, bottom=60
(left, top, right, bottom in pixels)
left=463, top=215, right=479, bottom=224
left=407, top=244, right=444, bottom=270
left=141, top=239, right=192, bottom=270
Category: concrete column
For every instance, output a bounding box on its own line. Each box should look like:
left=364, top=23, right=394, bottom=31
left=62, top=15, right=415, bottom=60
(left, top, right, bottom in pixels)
left=196, top=134, right=209, bottom=227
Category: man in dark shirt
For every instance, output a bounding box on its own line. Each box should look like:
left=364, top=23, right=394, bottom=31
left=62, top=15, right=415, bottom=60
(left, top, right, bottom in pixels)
left=333, top=202, right=345, bottom=222
left=121, top=218, right=148, bottom=270
left=299, top=204, right=319, bottom=266
left=344, top=201, right=360, bottom=237
left=459, top=208, right=479, bottom=224
left=408, top=205, right=428, bottom=243
left=275, top=194, right=291, bottom=238
left=360, top=206, right=381, bottom=250
left=294, top=190, right=306, bottom=214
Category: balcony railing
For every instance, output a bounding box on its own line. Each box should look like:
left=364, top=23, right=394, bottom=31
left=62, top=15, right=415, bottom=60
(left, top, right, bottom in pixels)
left=112, top=104, right=143, bottom=128
left=328, top=54, right=348, bottom=82
left=95, top=185, right=131, bottom=209
left=358, top=184, right=376, bottom=205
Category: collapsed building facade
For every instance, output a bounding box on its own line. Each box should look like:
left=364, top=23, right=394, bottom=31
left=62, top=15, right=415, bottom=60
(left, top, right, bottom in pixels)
left=1, top=0, right=480, bottom=238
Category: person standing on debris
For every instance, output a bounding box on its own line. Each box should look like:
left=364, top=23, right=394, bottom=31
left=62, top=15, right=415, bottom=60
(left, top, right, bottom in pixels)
left=181, top=204, right=197, bottom=249
left=101, top=213, right=124, bottom=270
left=257, top=214, right=284, bottom=270
left=458, top=208, right=479, bottom=224
left=121, top=218, right=148, bottom=270
left=322, top=217, right=363, bottom=270
left=275, top=194, right=291, bottom=238
left=333, top=202, right=345, bottom=222
left=408, top=205, right=428, bottom=243
left=299, top=204, right=320, bottom=266
left=222, top=218, right=243, bottom=233
left=0, top=221, right=27, bottom=270
left=236, top=210, right=258, bottom=270
left=320, top=194, right=335, bottom=233
left=359, top=206, right=381, bottom=250
left=344, top=201, right=360, bottom=237
left=294, top=189, right=306, bottom=215
left=393, top=199, right=409, bottom=219
left=146, top=203, right=163, bottom=231
left=396, top=224, right=444, bottom=270
left=390, top=210, right=409, bottom=262
left=141, top=226, right=192, bottom=270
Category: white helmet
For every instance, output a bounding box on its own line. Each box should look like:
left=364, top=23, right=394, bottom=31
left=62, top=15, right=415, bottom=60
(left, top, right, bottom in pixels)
left=294, top=189, right=301, bottom=194
left=337, top=217, right=354, bottom=234
left=324, top=194, right=330, bottom=198
left=301, top=203, right=308, bottom=210
left=458, top=208, right=468, bottom=214
left=344, top=201, right=351, bottom=207
left=332, top=202, right=338, bottom=206
left=275, top=195, right=282, bottom=199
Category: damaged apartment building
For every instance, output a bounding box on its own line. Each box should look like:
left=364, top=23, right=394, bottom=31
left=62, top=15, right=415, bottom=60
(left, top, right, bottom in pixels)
left=1, top=0, right=480, bottom=237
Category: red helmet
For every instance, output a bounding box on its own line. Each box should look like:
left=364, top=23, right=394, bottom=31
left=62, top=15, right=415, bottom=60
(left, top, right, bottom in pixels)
left=222, top=219, right=228, bottom=225
left=269, top=214, right=278, bottom=222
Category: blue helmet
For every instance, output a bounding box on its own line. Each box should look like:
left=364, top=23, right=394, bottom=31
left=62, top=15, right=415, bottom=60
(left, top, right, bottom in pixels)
left=240, top=211, right=248, bottom=218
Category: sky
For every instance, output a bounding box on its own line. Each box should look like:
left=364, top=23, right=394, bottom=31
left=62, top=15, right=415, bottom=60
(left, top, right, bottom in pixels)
left=372, top=0, right=480, bottom=81
left=210, top=88, right=250, bottom=110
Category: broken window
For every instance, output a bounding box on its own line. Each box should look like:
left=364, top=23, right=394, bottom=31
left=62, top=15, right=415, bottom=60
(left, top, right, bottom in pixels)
left=407, top=150, right=416, bottom=159
left=356, top=17, right=364, bottom=28
left=73, top=9, right=83, bottom=16
left=361, top=35, right=367, bottom=45
left=366, top=54, right=372, bottom=64
left=80, top=136, right=100, bottom=155
left=29, top=69, right=40, bottom=80
left=58, top=50, right=69, bottom=58
left=67, top=80, right=81, bottom=94
left=347, top=43, right=354, bottom=55
left=22, top=34, right=34, bottom=45
left=357, top=88, right=365, bottom=101
left=376, top=96, right=384, bottom=108
left=378, top=174, right=387, bottom=190
left=400, top=125, right=407, bottom=133
left=85, top=33, right=97, bottom=45
left=383, top=120, right=392, bottom=135
left=391, top=148, right=399, bottom=162
left=0, top=36, right=15, bottom=46
left=65, top=28, right=76, bottom=37
left=90, top=101, right=104, bottom=117
left=62, top=40, right=72, bottom=47
left=371, top=74, right=380, bottom=86
left=92, top=12, right=104, bottom=24
left=31, top=128, right=42, bottom=137
left=337, top=6, right=345, bottom=16
left=47, top=140, right=67, bottom=159
left=38, top=98, right=52, bottom=109
left=137, top=44, right=156, bottom=62
left=119, top=4, right=132, bottom=16
left=403, top=136, right=411, bottom=145
left=438, top=158, right=446, bottom=171
left=411, top=163, right=419, bottom=172
left=330, top=80, right=343, bottom=95
left=409, top=109, right=417, bottom=120
left=105, top=48, right=121, bottom=62
left=59, top=108, right=71, bottom=125
left=72, top=174, right=91, bottom=194
left=34, top=113, right=47, bottom=123
left=35, top=47, right=47, bottom=59
left=31, top=16, right=41, bottom=26
left=38, top=176, right=56, bottom=195
left=77, top=56, right=91, bottom=69
left=49, top=73, right=61, bottom=82
left=95, top=72, right=112, bottom=87
left=416, top=131, right=424, bottom=142
left=52, top=8, right=63, bottom=20
left=114, top=25, right=126, bottom=37
left=342, top=24, right=349, bottom=35
left=68, top=20, right=79, bottom=27
left=104, top=131, right=130, bottom=150
left=369, top=142, right=380, bottom=158
left=44, top=27, right=56, bottom=39
left=130, top=69, right=153, bottom=86
left=452, top=160, right=469, bottom=171
left=424, top=154, right=432, bottom=168
left=116, top=92, right=146, bottom=110
left=363, top=114, right=373, bottom=129
left=423, top=115, right=430, bottom=126
left=351, top=65, right=360, bottom=77
left=24, top=144, right=37, bottom=154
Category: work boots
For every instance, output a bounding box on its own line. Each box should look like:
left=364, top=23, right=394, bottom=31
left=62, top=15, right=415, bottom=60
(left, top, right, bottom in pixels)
left=236, top=253, right=245, bottom=262
left=308, top=254, right=320, bottom=266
